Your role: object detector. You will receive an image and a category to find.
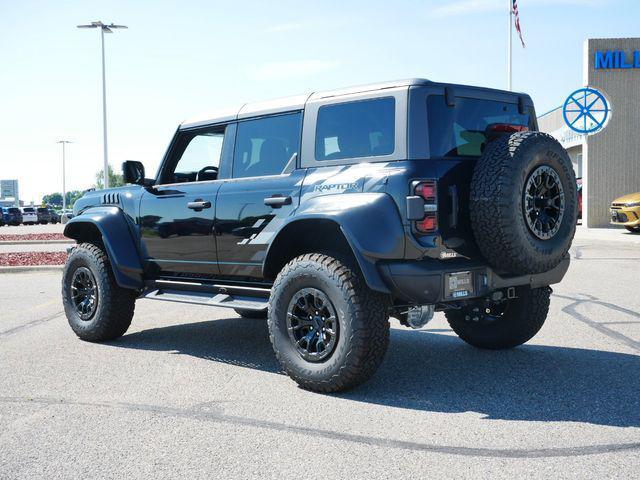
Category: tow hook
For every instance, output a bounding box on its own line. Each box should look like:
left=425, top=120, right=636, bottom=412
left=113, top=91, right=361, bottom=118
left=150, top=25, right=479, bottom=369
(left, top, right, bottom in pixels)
left=403, top=305, right=435, bottom=329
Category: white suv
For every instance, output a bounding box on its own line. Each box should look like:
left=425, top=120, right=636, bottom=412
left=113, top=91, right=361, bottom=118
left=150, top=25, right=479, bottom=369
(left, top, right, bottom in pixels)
left=20, top=207, right=38, bottom=225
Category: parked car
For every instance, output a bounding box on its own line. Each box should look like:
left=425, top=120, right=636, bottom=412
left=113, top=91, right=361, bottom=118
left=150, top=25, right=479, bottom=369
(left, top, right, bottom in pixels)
left=20, top=207, right=38, bottom=225
left=61, top=78, right=577, bottom=392
left=48, top=209, right=60, bottom=224
left=61, top=209, right=74, bottom=222
left=1, top=207, right=23, bottom=226
left=36, top=207, right=52, bottom=224
left=610, top=191, right=640, bottom=233
left=577, top=178, right=582, bottom=220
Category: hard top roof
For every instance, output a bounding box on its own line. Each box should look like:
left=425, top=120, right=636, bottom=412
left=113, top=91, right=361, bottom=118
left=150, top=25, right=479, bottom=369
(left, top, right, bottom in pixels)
left=180, top=78, right=529, bottom=129
left=180, top=78, right=431, bottom=129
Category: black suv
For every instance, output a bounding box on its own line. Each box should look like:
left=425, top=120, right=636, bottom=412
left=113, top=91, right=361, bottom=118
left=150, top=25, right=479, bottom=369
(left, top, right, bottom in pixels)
left=36, top=207, right=52, bottom=224
left=62, top=79, right=577, bottom=392
left=2, top=207, right=23, bottom=226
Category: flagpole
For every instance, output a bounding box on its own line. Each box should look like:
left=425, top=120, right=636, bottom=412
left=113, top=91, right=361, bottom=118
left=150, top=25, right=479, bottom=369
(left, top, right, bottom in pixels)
left=508, top=0, right=513, bottom=91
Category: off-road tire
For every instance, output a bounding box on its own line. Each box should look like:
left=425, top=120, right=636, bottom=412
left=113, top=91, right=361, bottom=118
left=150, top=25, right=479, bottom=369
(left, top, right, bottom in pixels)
left=268, top=253, right=390, bottom=393
left=470, top=132, right=577, bottom=275
left=445, top=286, right=551, bottom=350
left=62, top=242, right=137, bottom=342
left=234, top=308, right=268, bottom=319
left=625, top=226, right=640, bottom=233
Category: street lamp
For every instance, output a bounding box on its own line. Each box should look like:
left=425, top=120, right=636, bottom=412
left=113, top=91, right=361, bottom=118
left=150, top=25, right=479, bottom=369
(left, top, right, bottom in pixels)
left=77, top=21, right=127, bottom=189
left=57, top=140, right=72, bottom=213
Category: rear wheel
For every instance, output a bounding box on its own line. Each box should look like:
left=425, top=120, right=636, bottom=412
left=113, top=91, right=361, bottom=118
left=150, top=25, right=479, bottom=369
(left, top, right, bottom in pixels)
left=445, top=286, right=551, bottom=350
left=62, top=243, right=137, bottom=342
left=234, top=308, right=267, bottom=319
left=268, top=253, right=390, bottom=392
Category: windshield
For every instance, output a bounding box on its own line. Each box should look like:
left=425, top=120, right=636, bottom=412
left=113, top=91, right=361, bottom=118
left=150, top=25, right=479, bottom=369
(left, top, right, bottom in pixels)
left=427, top=95, right=535, bottom=158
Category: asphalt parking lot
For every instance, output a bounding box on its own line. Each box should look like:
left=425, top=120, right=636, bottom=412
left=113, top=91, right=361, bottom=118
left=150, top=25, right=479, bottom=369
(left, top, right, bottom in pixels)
left=1, top=231, right=639, bottom=478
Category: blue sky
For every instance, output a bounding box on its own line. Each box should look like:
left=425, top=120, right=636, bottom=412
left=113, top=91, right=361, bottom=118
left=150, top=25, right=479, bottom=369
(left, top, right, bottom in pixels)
left=1, top=0, right=637, bottom=203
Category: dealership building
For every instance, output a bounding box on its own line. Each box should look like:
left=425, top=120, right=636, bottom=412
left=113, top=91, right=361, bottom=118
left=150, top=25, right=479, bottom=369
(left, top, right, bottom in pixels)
left=538, top=37, right=640, bottom=228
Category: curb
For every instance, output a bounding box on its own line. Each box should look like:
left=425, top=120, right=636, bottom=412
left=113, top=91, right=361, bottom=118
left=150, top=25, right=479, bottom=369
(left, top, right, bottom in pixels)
left=0, top=265, right=64, bottom=274
left=0, top=240, right=72, bottom=246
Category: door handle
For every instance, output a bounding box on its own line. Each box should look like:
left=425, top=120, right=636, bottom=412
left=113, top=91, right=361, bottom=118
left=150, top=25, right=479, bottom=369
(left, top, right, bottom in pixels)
left=187, top=200, right=211, bottom=210
left=264, top=195, right=292, bottom=208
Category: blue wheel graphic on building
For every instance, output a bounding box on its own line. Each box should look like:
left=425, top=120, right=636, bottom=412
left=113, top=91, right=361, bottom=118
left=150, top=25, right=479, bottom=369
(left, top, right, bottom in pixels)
left=562, top=87, right=610, bottom=134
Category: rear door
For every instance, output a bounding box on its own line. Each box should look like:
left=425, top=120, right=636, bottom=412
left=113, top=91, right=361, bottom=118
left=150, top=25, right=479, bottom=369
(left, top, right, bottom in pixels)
left=215, top=112, right=304, bottom=279
left=139, top=123, right=235, bottom=278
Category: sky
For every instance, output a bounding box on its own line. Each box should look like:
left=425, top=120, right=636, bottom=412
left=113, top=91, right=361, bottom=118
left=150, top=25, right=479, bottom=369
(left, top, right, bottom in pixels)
left=1, top=0, right=638, bottom=204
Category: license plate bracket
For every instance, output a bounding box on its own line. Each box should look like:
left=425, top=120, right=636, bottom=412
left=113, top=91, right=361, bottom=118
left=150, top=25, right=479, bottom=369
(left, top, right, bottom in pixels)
left=444, top=271, right=474, bottom=299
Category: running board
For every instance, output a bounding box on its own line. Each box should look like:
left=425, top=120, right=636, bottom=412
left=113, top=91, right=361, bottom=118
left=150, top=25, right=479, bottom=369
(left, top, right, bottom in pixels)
left=142, top=288, right=268, bottom=311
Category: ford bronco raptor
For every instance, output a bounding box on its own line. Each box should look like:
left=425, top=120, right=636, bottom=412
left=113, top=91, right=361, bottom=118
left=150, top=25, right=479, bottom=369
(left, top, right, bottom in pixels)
left=62, top=79, right=577, bottom=392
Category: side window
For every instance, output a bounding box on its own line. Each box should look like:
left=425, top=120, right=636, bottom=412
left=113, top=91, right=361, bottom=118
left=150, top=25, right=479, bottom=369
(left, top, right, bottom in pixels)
left=233, top=112, right=302, bottom=178
left=171, top=129, right=225, bottom=182
left=315, top=97, right=395, bottom=161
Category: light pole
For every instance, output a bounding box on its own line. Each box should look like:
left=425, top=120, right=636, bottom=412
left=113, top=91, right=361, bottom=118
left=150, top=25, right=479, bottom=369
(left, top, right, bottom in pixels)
left=77, top=21, right=127, bottom=189
left=57, top=140, right=72, bottom=213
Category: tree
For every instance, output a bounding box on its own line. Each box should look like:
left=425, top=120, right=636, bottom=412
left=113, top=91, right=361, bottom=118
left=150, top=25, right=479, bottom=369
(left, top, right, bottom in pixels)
left=94, top=165, right=125, bottom=190
left=41, top=190, right=84, bottom=209
left=42, top=192, right=63, bottom=206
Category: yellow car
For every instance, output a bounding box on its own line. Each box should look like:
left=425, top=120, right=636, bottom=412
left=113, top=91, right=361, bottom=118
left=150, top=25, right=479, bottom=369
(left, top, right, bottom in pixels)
left=610, top=192, right=640, bottom=233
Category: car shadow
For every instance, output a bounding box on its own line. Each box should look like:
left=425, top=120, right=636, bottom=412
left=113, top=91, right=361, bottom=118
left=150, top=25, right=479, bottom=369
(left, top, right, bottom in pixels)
left=112, top=317, right=640, bottom=428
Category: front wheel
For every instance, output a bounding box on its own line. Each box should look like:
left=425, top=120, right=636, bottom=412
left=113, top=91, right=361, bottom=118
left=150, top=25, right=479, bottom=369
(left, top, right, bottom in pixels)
left=268, top=253, right=390, bottom=392
left=625, top=226, right=640, bottom=233
left=445, top=286, right=551, bottom=350
left=62, top=243, right=137, bottom=342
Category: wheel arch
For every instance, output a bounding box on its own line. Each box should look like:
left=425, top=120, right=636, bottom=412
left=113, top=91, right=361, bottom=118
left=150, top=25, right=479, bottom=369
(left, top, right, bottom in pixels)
left=64, top=207, right=144, bottom=290
left=263, top=193, right=406, bottom=293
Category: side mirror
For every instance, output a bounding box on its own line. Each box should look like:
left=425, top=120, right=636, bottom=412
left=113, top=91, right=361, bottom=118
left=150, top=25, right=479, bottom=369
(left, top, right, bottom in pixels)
left=122, top=161, right=146, bottom=185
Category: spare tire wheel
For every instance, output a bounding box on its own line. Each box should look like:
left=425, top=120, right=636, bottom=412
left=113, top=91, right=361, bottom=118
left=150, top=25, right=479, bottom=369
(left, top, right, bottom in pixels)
left=470, top=131, right=577, bottom=275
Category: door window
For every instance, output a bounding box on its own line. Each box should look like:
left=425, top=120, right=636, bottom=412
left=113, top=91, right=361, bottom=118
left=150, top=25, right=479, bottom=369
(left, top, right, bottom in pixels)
left=232, top=112, right=302, bottom=178
left=162, top=126, right=228, bottom=184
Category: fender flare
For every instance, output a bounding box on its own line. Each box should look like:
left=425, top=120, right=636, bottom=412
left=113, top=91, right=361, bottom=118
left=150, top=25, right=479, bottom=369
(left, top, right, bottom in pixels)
left=64, top=207, right=144, bottom=290
left=264, top=193, right=405, bottom=293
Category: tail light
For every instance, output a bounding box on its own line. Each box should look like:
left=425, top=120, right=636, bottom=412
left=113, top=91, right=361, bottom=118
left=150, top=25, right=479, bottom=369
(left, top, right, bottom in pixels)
left=486, top=123, right=529, bottom=134
left=413, top=180, right=438, bottom=234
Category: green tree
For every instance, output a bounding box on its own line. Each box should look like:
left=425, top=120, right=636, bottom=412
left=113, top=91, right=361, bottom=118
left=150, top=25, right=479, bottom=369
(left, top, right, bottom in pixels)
left=94, top=165, right=125, bottom=190
left=41, top=190, right=84, bottom=209
left=42, top=192, right=63, bottom=206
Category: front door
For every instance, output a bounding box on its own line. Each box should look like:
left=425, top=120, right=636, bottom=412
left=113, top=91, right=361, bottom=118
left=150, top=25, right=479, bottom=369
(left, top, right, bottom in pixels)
left=215, top=112, right=304, bottom=279
left=139, top=123, right=235, bottom=278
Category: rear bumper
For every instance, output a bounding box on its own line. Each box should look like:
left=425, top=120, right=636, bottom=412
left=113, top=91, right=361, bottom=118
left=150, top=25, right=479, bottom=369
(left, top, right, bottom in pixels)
left=378, top=255, right=570, bottom=304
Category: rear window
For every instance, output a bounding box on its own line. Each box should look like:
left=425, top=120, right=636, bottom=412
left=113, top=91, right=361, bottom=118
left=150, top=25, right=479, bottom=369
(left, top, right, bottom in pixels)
left=8, top=208, right=20, bottom=214
left=37, top=207, right=48, bottom=213
left=427, top=95, right=533, bottom=158
left=315, top=97, right=395, bottom=161
left=23, top=207, right=35, bottom=212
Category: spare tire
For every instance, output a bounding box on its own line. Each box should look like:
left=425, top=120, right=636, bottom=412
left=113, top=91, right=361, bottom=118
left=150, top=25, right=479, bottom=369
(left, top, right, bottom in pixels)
left=470, top=131, right=577, bottom=275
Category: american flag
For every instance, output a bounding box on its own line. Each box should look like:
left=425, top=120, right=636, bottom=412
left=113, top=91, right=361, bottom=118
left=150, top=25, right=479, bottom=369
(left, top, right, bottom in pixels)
left=513, top=0, right=525, bottom=48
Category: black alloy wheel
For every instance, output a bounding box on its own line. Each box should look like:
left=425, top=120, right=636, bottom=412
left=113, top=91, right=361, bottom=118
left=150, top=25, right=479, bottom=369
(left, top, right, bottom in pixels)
left=71, top=266, right=98, bottom=320
left=524, top=165, right=566, bottom=240
left=286, top=287, right=339, bottom=362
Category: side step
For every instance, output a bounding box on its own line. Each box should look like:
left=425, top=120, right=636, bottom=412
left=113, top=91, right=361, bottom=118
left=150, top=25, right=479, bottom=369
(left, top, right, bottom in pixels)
left=141, top=280, right=270, bottom=311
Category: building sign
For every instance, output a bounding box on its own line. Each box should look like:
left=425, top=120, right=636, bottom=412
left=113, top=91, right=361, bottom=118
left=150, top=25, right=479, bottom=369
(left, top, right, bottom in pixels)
left=595, top=50, right=640, bottom=69
left=562, top=87, right=610, bottom=135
